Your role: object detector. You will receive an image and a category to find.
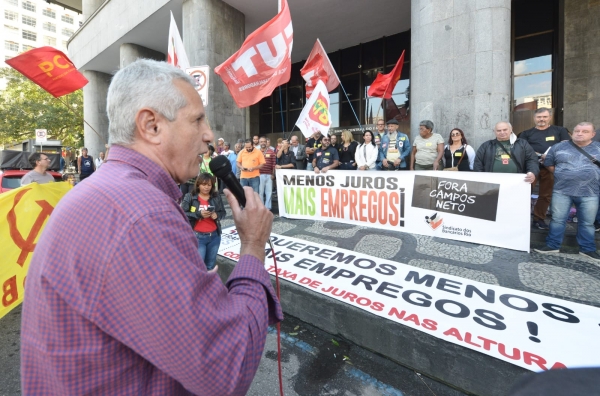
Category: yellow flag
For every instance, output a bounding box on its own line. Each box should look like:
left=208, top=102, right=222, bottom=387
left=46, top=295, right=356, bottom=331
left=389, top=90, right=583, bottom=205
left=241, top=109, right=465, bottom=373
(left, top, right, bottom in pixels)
left=0, top=182, right=71, bottom=319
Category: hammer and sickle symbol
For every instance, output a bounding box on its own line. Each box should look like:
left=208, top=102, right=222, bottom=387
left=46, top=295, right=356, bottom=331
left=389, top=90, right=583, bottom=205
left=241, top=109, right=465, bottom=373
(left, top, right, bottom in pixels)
left=6, top=188, right=55, bottom=266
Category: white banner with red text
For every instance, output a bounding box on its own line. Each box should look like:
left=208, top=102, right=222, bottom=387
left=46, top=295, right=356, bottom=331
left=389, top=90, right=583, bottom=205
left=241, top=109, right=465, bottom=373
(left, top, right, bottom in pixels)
left=217, top=228, right=600, bottom=371
left=275, top=170, right=531, bottom=252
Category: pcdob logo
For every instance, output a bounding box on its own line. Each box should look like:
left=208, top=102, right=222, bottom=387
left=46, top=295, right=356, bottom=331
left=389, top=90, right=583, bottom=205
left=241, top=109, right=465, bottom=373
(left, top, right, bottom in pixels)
left=425, top=212, right=443, bottom=230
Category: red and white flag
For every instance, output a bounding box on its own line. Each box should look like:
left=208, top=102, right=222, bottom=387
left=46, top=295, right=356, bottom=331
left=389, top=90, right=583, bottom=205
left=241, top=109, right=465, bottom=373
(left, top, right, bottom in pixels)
left=214, top=0, right=293, bottom=108
left=295, top=80, right=331, bottom=138
left=167, top=11, right=190, bottom=70
left=300, top=39, right=340, bottom=98
left=367, top=50, right=405, bottom=99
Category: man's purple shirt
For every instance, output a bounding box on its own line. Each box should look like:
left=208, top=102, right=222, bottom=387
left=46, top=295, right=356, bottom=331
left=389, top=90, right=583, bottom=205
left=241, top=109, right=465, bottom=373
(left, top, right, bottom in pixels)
left=21, top=145, right=282, bottom=395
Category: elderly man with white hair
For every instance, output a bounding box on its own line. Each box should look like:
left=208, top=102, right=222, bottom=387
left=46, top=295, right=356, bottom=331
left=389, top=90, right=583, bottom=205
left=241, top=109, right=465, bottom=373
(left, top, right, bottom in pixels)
left=20, top=59, right=282, bottom=395
left=473, top=121, right=539, bottom=183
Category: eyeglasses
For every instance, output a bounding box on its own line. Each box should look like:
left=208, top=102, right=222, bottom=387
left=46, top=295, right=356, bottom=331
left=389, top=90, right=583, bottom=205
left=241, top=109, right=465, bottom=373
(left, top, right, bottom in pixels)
left=450, top=133, right=461, bottom=137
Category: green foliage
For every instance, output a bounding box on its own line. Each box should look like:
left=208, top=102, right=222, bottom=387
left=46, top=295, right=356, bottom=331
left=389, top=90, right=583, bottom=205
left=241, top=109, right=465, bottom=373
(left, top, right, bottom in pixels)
left=0, top=68, right=83, bottom=147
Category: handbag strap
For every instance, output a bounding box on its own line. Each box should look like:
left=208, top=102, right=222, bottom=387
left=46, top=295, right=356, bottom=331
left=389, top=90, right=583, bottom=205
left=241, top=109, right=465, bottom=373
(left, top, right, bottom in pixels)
left=455, top=145, right=466, bottom=167
left=569, top=140, right=600, bottom=168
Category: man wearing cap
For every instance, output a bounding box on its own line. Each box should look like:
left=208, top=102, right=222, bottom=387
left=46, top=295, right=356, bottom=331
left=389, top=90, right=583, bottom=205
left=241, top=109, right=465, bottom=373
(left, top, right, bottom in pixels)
left=312, top=135, right=339, bottom=174
left=380, top=119, right=410, bottom=170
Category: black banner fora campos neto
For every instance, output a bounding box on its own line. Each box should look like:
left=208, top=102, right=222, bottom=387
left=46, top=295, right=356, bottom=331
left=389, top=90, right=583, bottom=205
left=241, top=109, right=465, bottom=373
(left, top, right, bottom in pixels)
left=411, top=175, right=500, bottom=221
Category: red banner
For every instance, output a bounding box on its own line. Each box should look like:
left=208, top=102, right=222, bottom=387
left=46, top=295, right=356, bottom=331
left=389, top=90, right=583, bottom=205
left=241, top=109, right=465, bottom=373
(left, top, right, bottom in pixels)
left=5, top=47, right=88, bottom=98
left=367, top=50, right=405, bottom=99
left=300, top=39, right=340, bottom=98
left=214, top=0, right=293, bottom=108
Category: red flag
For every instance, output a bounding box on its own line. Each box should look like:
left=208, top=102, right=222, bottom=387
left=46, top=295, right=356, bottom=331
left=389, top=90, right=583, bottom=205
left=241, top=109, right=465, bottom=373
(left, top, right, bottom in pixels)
left=214, top=0, right=293, bottom=108
left=367, top=50, right=405, bottom=99
left=5, top=47, right=88, bottom=98
left=300, top=39, right=340, bottom=98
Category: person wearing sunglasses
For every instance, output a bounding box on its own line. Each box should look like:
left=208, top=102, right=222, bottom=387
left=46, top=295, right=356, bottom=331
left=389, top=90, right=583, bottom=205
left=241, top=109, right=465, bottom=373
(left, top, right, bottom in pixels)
left=443, top=128, right=476, bottom=171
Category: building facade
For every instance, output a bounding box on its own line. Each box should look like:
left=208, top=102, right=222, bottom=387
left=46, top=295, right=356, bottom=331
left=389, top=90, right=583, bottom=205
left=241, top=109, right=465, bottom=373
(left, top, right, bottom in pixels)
left=58, top=0, right=599, bottom=160
left=1, top=0, right=83, bottom=89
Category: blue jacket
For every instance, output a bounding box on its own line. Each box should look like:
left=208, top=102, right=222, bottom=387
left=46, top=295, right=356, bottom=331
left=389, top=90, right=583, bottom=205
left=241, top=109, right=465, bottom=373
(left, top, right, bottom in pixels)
left=227, top=152, right=237, bottom=176
left=380, top=132, right=411, bottom=168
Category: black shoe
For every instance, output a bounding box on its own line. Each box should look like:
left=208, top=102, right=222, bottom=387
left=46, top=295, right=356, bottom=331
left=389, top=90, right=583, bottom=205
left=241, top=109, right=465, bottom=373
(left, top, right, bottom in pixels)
left=533, top=246, right=559, bottom=254
left=594, top=221, right=600, bottom=232
left=532, top=220, right=549, bottom=230
left=579, top=251, right=600, bottom=261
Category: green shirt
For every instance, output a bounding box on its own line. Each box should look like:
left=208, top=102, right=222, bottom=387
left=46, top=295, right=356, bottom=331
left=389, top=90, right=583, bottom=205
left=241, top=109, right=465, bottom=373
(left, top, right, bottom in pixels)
left=492, top=140, right=518, bottom=173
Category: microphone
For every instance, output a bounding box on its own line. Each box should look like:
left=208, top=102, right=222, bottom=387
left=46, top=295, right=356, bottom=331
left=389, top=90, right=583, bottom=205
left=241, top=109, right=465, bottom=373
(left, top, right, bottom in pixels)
left=209, top=155, right=247, bottom=208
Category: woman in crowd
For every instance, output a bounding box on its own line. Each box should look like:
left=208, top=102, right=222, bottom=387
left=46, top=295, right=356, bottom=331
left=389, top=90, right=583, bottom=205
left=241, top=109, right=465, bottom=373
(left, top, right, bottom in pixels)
left=200, top=144, right=215, bottom=174
left=443, top=128, right=476, bottom=171
left=338, top=130, right=358, bottom=170
left=355, top=130, right=379, bottom=171
left=411, top=120, right=445, bottom=170
left=181, top=172, right=226, bottom=271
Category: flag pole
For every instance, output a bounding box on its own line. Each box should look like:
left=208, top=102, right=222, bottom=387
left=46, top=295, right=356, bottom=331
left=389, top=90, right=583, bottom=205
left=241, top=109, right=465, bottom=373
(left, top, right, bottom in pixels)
left=54, top=95, right=106, bottom=145
left=278, top=86, right=286, bottom=139
left=339, top=82, right=362, bottom=128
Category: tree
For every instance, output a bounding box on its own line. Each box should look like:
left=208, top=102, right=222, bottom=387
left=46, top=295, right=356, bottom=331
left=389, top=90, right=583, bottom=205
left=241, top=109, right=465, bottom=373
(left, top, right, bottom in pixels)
left=0, top=68, right=83, bottom=147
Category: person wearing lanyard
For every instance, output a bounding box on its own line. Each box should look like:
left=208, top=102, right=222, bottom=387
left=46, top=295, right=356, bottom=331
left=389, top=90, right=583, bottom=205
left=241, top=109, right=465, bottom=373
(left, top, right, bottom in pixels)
left=181, top=172, right=226, bottom=271
left=313, top=135, right=339, bottom=174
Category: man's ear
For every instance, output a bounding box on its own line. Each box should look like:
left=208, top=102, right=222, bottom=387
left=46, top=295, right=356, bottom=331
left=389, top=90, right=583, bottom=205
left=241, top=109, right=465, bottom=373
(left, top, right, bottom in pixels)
left=134, top=108, right=162, bottom=145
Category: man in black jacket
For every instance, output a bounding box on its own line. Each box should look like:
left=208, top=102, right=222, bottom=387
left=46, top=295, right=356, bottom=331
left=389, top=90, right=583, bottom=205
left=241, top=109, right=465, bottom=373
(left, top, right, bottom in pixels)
left=473, top=122, right=538, bottom=183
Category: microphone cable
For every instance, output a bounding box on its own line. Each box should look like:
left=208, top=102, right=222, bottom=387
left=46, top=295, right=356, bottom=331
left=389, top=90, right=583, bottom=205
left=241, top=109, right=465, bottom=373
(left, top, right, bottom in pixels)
left=267, top=237, right=284, bottom=396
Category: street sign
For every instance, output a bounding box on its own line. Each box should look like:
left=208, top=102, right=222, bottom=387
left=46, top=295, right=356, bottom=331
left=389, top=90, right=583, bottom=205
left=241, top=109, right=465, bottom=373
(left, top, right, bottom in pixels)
left=186, top=66, right=209, bottom=107
left=35, top=129, right=47, bottom=144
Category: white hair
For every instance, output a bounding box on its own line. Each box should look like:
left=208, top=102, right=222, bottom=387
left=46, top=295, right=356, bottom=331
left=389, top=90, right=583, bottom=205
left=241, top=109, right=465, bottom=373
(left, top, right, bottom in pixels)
left=494, top=121, right=513, bottom=131
left=106, top=59, right=195, bottom=145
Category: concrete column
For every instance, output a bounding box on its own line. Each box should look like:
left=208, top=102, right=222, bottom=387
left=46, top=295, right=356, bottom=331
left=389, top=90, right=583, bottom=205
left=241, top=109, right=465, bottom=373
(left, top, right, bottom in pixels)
left=410, top=0, right=511, bottom=149
left=563, top=0, right=600, bottom=130
left=82, top=70, right=111, bottom=159
left=82, top=0, right=105, bottom=22
left=182, top=0, right=246, bottom=144
left=120, top=43, right=165, bottom=69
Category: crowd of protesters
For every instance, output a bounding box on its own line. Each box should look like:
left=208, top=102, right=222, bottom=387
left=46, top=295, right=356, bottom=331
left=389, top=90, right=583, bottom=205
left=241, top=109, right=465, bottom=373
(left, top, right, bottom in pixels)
left=178, top=107, right=600, bottom=261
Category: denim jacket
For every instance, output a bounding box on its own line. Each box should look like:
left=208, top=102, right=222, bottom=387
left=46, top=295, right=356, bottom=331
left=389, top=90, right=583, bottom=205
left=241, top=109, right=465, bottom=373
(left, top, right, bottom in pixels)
left=380, top=132, right=411, bottom=168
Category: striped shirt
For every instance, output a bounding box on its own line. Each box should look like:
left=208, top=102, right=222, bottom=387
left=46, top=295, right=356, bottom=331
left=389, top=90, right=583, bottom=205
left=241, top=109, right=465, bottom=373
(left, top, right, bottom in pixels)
left=21, top=144, right=282, bottom=395
left=259, top=148, right=277, bottom=175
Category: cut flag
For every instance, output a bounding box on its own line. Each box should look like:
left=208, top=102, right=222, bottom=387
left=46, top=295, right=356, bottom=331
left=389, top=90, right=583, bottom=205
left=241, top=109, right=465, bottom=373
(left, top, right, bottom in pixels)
left=295, top=80, right=331, bottom=138
left=167, top=11, right=190, bottom=70
left=367, top=50, right=405, bottom=99
left=214, top=0, right=293, bottom=108
left=5, top=47, right=88, bottom=98
left=300, top=39, right=340, bottom=98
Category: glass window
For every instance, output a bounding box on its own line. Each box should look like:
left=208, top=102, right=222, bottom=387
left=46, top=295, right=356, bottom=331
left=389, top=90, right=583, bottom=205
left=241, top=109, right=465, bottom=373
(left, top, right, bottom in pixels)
left=43, top=21, right=55, bottom=32
left=42, top=8, right=56, bottom=18
left=260, top=113, right=272, bottom=135
left=5, top=10, right=18, bottom=20
left=22, top=0, right=35, bottom=12
left=513, top=33, right=553, bottom=111
left=259, top=95, right=272, bottom=114
left=513, top=0, right=554, bottom=38
left=288, top=110, right=301, bottom=131
left=273, top=86, right=287, bottom=111
left=514, top=73, right=552, bottom=110
left=330, top=91, right=340, bottom=128
left=62, top=40, right=68, bottom=48
left=61, top=14, right=74, bottom=24
left=341, top=45, right=360, bottom=75
left=5, top=55, right=13, bottom=61
left=340, top=73, right=360, bottom=101
left=340, top=101, right=360, bottom=127
left=288, top=86, right=303, bottom=110
left=43, top=35, right=56, bottom=46
left=4, top=24, right=18, bottom=36
left=289, top=61, right=304, bottom=87
left=5, top=0, right=18, bottom=6
left=386, top=32, right=410, bottom=68
left=273, top=112, right=287, bottom=133
left=22, top=15, right=35, bottom=27
left=61, top=28, right=73, bottom=37
left=22, top=44, right=34, bottom=51
left=22, top=29, right=35, bottom=41
left=4, top=40, right=19, bottom=51
left=361, top=39, right=383, bottom=70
